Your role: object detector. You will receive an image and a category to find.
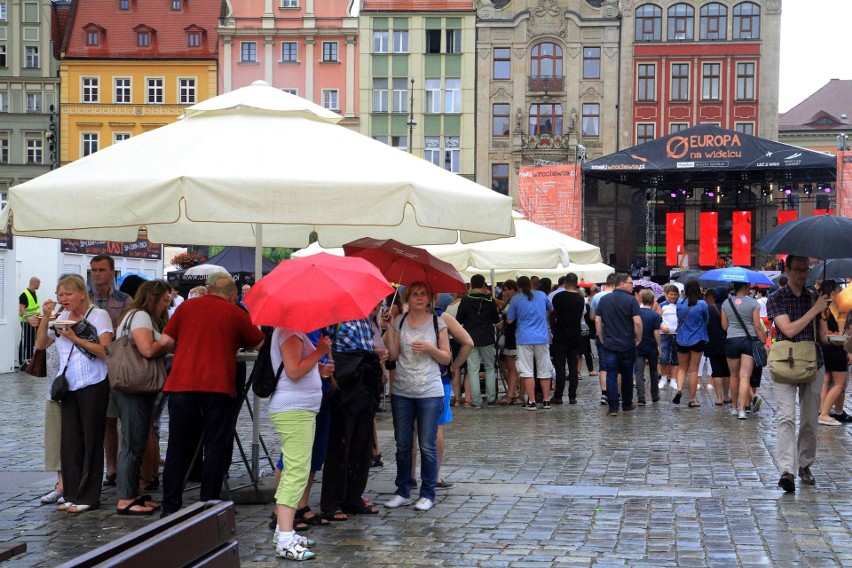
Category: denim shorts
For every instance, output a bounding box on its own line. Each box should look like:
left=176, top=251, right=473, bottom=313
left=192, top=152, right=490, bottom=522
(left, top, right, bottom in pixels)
left=660, top=335, right=679, bottom=366
left=437, top=383, right=452, bottom=426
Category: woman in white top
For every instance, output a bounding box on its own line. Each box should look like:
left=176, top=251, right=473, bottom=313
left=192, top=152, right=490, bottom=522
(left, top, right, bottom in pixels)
left=112, top=280, right=171, bottom=516
left=35, top=274, right=114, bottom=514
left=269, top=327, right=332, bottom=561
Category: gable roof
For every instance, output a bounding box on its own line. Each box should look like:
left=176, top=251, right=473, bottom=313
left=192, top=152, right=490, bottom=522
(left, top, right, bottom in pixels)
left=63, top=0, right=223, bottom=59
left=779, top=79, right=852, bottom=132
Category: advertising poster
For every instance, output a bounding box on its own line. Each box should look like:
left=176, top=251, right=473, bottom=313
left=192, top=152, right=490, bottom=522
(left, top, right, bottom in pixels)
left=666, top=212, right=684, bottom=268
left=517, top=164, right=582, bottom=239
left=699, top=212, right=718, bottom=267
left=60, top=236, right=162, bottom=260
left=732, top=211, right=752, bottom=266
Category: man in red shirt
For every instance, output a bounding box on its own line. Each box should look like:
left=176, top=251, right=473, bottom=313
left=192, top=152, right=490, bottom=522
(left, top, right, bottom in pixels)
left=158, top=274, right=265, bottom=517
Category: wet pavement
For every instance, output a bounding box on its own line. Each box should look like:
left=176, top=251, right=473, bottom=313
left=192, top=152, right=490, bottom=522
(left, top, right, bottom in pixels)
left=2, top=367, right=852, bottom=567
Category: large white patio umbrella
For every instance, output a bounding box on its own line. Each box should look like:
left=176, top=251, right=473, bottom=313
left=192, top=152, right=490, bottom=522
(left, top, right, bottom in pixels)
left=0, top=81, right=514, bottom=248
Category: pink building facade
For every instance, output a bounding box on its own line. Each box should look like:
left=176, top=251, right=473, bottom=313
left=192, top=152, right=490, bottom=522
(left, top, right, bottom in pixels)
left=218, top=0, right=359, bottom=127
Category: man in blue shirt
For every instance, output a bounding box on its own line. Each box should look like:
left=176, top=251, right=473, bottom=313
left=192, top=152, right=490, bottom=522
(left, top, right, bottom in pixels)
left=635, top=290, right=662, bottom=404
left=595, top=274, right=642, bottom=416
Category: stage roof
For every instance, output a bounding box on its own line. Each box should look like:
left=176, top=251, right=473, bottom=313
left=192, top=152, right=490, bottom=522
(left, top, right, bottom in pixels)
left=582, top=124, right=836, bottom=188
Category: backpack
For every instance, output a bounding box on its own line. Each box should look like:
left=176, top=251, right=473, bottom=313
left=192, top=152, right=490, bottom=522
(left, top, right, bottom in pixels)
left=250, top=327, right=284, bottom=398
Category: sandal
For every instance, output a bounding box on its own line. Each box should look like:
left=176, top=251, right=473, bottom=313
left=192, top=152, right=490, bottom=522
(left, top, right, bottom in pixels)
left=117, top=497, right=155, bottom=516
left=370, top=454, right=384, bottom=468
left=57, top=502, right=74, bottom=512
left=103, top=473, right=117, bottom=487
left=296, top=506, right=330, bottom=526
left=139, top=477, right=159, bottom=492
left=138, top=495, right=160, bottom=510
left=343, top=502, right=379, bottom=515
left=275, top=540, right=316, bottom=561
left=321, top=509, right=348, bottom=522
left=589, top=371, right=599, bottom=376
left=67, top=504, right=94, bottom=513
left=452, top=400, right=463, bottom=407
left=510, top=397, right=524, bottom=406
left=688, top=401, right=701, bottom=408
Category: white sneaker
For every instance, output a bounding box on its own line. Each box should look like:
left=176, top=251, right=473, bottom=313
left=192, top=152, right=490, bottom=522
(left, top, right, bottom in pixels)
left=658, top=379, right=667, bottom=390
left=275, top=539, right=316, bottom=561
left=707, top=383, right=714, bottom=390
left=414, top=498, right=434, bottom=511
left=696, top=384, right=703, bottom=390
left=273, top=530, right=315, bottom=548
left=40, top=489, right=63, bottom=504
left=668, top=379, right=677, bottom=390
left=738, top=410, right=747, bottom=420
left=384, top=495, right=413, bottom=508
left=730, top=407, right=739, bottom=417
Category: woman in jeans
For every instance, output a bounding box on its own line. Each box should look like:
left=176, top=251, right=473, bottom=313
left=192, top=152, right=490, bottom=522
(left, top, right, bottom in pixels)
left=35, top=274, right=114, bottom=514
left=673, top=279, right=709, bottom=407
left=384, top=281, right=451, bottom=513
left=721, top=282, right=766, bottom=419
left=112, top=280, right=171, bottom=515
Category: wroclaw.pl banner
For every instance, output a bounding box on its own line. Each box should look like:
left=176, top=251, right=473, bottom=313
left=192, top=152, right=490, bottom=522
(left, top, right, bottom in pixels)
left=517, top=165, right=582, bottom=239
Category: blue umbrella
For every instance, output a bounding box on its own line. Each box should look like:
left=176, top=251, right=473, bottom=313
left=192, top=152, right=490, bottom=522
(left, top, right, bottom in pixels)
left=699, top=267, right=774, bottom=287
left=117, top=271, right=152, bottom=286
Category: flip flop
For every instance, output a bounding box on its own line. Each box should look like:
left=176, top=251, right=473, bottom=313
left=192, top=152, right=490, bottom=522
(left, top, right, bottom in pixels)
left=321, top=509, right=348, bottom=522
left=57, top=502, right=74, bottom=512
left=344, top=503, right=379, bottom=515
left=117, top=498, right=155, bottom=517
left=138, top=495, right=161, bottom=511
left=67, top=504, right=94, bottom=513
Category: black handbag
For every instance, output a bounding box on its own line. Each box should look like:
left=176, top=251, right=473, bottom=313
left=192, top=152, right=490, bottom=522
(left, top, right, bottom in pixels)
left=727, top=297, right=767, bottom=367
left=49, top=350, right=73, bottom=402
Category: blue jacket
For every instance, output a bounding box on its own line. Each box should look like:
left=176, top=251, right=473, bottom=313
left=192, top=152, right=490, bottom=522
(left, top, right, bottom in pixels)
left=675, top=299, right=709, bottom=347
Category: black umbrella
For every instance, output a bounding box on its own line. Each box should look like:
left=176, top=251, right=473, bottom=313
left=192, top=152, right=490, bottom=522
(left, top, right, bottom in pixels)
left=806, top=258, right=852, bottom=285
left=670, top=269, right=703, bottom=284
left=756, top=215, right=852, bottom=260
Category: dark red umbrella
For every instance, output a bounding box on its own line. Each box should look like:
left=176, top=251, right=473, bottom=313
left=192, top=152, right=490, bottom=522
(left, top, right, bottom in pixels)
left=578, top=280, right=595, bottom=289
left=343, top=237, right=466, bottom=294
left=243, top=252, right=394, bottom=332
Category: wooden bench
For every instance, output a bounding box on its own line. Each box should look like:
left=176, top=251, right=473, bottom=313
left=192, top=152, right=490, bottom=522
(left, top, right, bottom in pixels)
left=57, top=501, right=239, bottom=568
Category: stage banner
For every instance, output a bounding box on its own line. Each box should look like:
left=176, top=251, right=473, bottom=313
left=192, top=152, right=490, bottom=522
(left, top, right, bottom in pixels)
left=699, top=212, right=718, bottom=267
left=732, top=211, right=752, bottom=266
left=518, top=164, right=582, bottom=239
left=814, top=208, right=835, bottom=216
left=838, top=151, right=852, bottom=218
left=777, top=210, right=798, bottom=225
left=666, top=212, right=685, bottom=267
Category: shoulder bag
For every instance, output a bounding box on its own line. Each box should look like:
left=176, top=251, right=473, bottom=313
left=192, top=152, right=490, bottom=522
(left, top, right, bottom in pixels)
left=105, top=311, right=167, bottom=394
left=49, top=350, right=73, bottom=402
left=26, top=348, right=47, bottom=377
left=727, top=297, right=767, bottom=368
left=767, top=294, right=818, bottom=384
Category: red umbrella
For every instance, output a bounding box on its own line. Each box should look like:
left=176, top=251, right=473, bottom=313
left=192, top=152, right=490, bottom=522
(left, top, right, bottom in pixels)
left=343, top=237, right=466, bottom=294
left=578, top=280, right=595, bottom=289
left=243, top=252, right=394, bottom=332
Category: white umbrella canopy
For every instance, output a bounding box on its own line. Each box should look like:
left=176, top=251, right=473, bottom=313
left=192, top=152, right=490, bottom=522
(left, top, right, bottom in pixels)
left=0, top=81, right=514, bottom=248
left=459, top=262, right=615, bottom=284
left=182, top=263, right=230, bottom=276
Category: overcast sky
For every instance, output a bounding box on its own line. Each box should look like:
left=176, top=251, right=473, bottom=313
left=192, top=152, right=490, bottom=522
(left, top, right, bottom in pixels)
left=779, top=0, right=850, bottom=113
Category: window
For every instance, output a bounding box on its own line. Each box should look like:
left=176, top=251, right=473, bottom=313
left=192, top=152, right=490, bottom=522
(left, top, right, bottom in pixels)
left=702, top=62, right=721, bottom=100
left=120, top=0, right=128, bottom=9
left=446, top=29, right=461, bottom=53
left=583, top=47, right=601, bottom=79
left=114, top=78, right=131, bottom=104
left=425, top=29, right=441, bottom=54
left=372, top=78, right=388, bottom=113
left=734, top=122, right=754, bottom=135
left=82, top=78, right=99, bottom=103
left=282, top=42, right=297, bottom=62
left=531, top=42, right=563, bottom=79
left=529, top=104, right=563, bottom=136
left=493, top=47, right=510, bottom=80
left=87, top=31, right=99, bottom=46
left=373, top=30, right=388, bottom=53
left=0, top=45, right=6, bottom=67
left=391, top=136, right=407, bottom=151
left=241, top=42, right=257, bottom=62
left=0, top=92, right=7, bottom=112
left=187, top=31, right=201, bottom=47
left=493, top=103, right=510, bottom=136
left=114, top=133, right=131, bottom=143
left=736, top=62, right=755, bottom=100
left=137, top=31, right=150, bottom=47
left=0, top=138, right=7, bottom=163
left=670, top=63, right=689, bottom=101
left=444, top=136, right=459, bottom=173
left=25, top=46, right=39, bottom=68
left=372, top=135, right=388, bottom=145
left=147, top=78, right=164, bottom=104
left=582, top=103, right=600, bottom=137
left=281, top=0, right=298, bottom=6
left=322, top=42, right=338, bottom=62
left=635, top=4, right=662, bottom=41
left=445, top=78, right=460, bottom=113
left=637, top=124, right=655, bottom=145
left=26, top=92, right=41, bottom=113
left=26, top=138, right=42, bottom=164
left=700, top=3, right=727, bottom=40
left=172, top=0, right=181, bottom=10
left=425, top=78, right=441, bottom=114
left=179, top=78, right=196, bottom=104
left=733, top=2, right=760, bottom=39
left=392, top=78, right=408, bottom=113
left=393, top=30, right=408, bottom=53
left=82, top=133, right=99, bottom=157
left=637, top=64, right=656, bottom=101
left=492, top=164, right=509, bottom=195
left=322, top=89, right=338, bottom=111
left=0, top=2, right=5, bottom=20
left=667, top=4, right=694, bottom=40
left=424, top=136, right=440, bottom=166
left=670, top=122, right=689, bottom=133
left=281, top=88, right=297, bottom=95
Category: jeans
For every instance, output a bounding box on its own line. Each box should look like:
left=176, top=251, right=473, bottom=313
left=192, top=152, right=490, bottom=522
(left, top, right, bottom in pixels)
left=112, top=390, right=157, bottom=500
left=661, top=335, right=679, bottom=366
left=391, top=395, right=443, bottom=502
left=552, top=343, right=580, bottom=400
left=603, top=347, right=637, bottom=412
left=634, top=352, right=660, bottom=402
left=466, top=345, right=497, bottom=405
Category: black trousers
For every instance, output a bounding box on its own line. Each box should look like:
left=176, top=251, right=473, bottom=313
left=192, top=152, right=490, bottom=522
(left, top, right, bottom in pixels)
left=553, top=343, right=581, bottom=400
left=320, top=399, right=375, bottom=515
left=61, top=379, right=110, bottom=507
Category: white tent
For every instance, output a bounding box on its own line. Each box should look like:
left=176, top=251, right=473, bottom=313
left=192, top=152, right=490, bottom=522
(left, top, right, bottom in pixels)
left=459, top=262, right=614, bottom=284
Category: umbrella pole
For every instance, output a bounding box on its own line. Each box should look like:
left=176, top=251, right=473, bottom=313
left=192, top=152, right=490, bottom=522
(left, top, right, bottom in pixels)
left=251, top=224, right=263, bottom=480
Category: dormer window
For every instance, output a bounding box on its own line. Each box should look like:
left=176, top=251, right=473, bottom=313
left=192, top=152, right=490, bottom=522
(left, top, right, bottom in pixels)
left=185, top=25, right=205, bottom=48
left=83, top=24, right=105, bottom=47
left=134, top=24, right=155, bottom=48
left=172, top=0, right=181, bottom=10
left=119, top=0, right=129, bottom=9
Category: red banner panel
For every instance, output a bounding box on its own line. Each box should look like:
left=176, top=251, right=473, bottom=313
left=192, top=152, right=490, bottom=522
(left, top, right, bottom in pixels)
left=732, top=211, right=752, bottom=266
left=777, top=210, right=798, bottom=225
left=838, top=151, right=852, bottom=218
left=699, top=212, right=718, bottom=267
left=518, top=164, right=582, bottom=238
left=666, top=212, right=685, bottom=267
left=814, top=209, right=835, bottom=216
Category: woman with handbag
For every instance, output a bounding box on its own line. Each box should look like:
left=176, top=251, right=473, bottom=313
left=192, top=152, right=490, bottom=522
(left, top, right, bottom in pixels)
left=35, top=274, right=114, bottom=514
left=721, top=282, right=767, bottom=420
left=111, top=280, right=171, bottom=515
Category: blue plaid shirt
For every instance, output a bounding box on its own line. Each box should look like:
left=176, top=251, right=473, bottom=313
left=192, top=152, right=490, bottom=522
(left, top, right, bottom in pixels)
left=766, top=285, right=823, bottom=368
left=325, top=318, right=375, bottom=353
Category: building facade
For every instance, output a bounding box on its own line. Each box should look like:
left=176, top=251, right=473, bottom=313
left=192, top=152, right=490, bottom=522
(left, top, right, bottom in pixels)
left=360, top=1, right=476, bottom=179
left=58, top=0, right=221, bottom=164
left=0, top=0, right=60, bottom=198
left=778, top=79, right=851, bottom=155
left=218, top=0, right=360, bottom=129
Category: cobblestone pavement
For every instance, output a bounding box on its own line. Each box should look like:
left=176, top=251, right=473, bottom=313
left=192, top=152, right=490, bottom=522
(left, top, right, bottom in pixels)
left=2, top=368, right=852, bottom=567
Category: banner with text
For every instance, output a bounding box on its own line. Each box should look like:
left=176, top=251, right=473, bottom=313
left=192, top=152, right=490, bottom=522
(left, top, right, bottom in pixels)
left=732, top=211, right=752, bottom=266
left=699, top=212, right=718, bottom=267
left=518, top=164, right=582, bottom=239
left=666, top=212, right=685, bottom=268
left=838, top=151, right=852, bottom=218
left=60, top=236, right=162, bottom=260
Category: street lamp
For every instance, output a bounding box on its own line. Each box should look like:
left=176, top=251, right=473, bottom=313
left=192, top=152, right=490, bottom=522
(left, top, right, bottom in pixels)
left=837, top=133, right=850, bottom=151
left=406, top=78, right=416, bottom=154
